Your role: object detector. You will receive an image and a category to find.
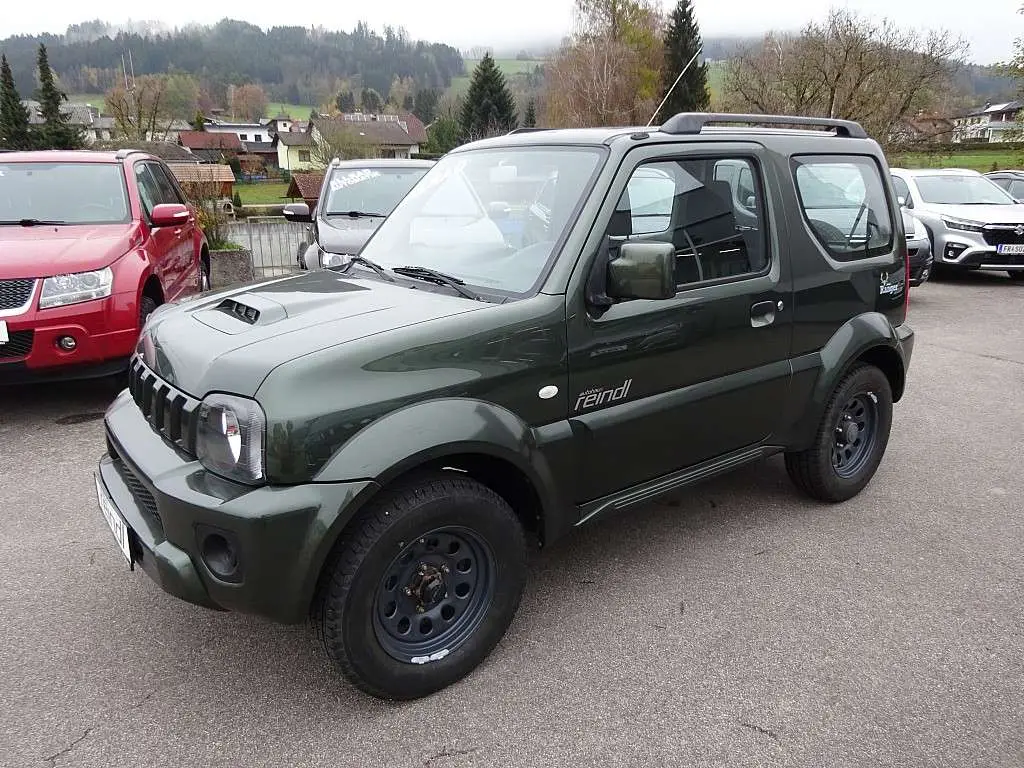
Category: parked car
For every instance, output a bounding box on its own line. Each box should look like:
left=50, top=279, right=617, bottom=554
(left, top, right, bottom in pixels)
left=0, top=149, right=210, bottom=385
left=903, top=209, right=933, bottom=286
left=890, top=167, right=1024, bottom=281
left=283, top=158, right=434, bottom=270
left=96, top=113, right=914, bottom=700
left=984, top=169, right=1024, bottom=201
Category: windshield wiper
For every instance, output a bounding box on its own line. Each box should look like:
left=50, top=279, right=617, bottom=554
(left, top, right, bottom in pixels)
left=0, top=218, right=67, bottom=226
left=325, top=210, right=387, bottom=218
left=392, top=266, right=481, bottom=301
left=334, top=254, right=396, bottom=282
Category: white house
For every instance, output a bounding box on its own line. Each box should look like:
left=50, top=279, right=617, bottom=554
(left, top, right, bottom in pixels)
left=203, top=120, right=273, bottom=144
left=952, top=101, right=1022, bottom=144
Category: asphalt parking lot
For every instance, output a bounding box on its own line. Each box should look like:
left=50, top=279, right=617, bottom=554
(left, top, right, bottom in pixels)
left=1, top=273, right=1022, bottom=768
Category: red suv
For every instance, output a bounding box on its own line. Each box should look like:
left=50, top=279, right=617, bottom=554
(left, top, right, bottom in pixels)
left=0, top=149, right=210, bottom=384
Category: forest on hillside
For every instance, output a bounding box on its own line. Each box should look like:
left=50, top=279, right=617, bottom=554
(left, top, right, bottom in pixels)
left=0, top=19, right=464, bottom=110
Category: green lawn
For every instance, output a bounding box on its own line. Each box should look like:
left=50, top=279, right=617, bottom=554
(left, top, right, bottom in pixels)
left=236, top=182, right=291, bottom=205
left=888, top=149, right=1024, bottom=173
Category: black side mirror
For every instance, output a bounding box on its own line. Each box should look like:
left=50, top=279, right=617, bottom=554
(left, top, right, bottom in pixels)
left=283, top=202, right=312, bottom=223
left=607, top=241, right=676, bottom=301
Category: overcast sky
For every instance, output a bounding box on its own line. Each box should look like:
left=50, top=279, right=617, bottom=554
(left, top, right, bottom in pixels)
left=0, top=0, right=1019, bottom=66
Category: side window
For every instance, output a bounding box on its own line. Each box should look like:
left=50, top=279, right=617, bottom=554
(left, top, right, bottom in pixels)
left=891, top=175, right=912, bottom=205
left=150, top=164, right=183, bottom=205
left=134, top=164, right=163, bottom=216
left=606, top=156, right=769, bottom=289
left=1009, top=180, right=1024, bottom=199
left=793, top=156, right=894, bottom=261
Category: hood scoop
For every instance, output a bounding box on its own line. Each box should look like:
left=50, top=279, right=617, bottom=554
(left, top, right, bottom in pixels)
left=193, top=293, right=288, bottom=335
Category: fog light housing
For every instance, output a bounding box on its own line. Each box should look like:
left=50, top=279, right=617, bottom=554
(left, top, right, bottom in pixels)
left=57, top=335, right=77, bottom=351
left=198, top=525, right=243, bottom=583
left=944, top=243, right=967, bottom=261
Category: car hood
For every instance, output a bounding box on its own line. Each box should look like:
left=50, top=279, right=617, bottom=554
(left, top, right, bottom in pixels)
left=921, top=203, right=1024, bottom=224
left=0, top=222, right=141, bottom=278
left=138, top=268, right=487, bottom=397
left=316, top=216, right=382, bottom=254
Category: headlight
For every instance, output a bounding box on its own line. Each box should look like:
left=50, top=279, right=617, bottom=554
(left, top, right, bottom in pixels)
left=39, top=267, right=113, bottom=309
left=942, top=217, right=985, bottom=233
left=321, top=251, right=349, bottom=269
left=195, top=393, right=266, bottom=484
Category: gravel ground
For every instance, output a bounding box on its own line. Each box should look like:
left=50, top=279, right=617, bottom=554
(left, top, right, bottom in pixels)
left=1, top=272, right=1022, bottom=768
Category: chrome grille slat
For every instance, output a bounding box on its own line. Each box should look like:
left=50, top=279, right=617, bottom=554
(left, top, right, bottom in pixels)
left=128, top=357, right=201, bottom=455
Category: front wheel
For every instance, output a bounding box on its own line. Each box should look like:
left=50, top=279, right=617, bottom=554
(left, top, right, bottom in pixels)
left=785, top=364, right=893, bottom=503
left=315, top=471, right=527, bottom=700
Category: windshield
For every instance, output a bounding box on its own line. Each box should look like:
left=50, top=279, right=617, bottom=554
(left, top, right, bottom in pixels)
left=914, top=175, right=1016, bottom=205
left=0, top=162, right=131, bottom=224
left=357, top=147, right=605, bottom=294
left=321, top=166, right=430, bottom=216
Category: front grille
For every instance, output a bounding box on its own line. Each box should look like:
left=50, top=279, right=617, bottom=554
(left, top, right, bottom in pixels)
left=127, top=356, right=201, bottom=454
left=983, top=228, right=1024, bottom=247
left=106, top=434, right=164, bottom=537
left=0, top=279, right=35, bottom=311
left=0, top=330, right=33, bottom=359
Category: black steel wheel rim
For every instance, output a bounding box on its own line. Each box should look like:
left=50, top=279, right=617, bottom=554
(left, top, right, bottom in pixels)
left=373, top=526, right=495, bottom=664
left=832, top=392, right=878, bottom=479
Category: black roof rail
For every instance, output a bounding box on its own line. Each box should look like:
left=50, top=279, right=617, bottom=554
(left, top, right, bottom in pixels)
left=660, top=112, right=868, bottom=139
left=506, top=127, right=553, bottom=134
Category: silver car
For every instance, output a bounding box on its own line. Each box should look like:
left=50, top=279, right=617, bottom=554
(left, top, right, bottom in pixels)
left=890, top=167, right=1024, bottom=281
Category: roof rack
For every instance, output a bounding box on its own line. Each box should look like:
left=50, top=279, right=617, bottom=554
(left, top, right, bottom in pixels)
left=114, top=148, right=147, bottom=160
left=660, top=112, right=868, bottom=139
left=506, top=127, right=553, bottom=135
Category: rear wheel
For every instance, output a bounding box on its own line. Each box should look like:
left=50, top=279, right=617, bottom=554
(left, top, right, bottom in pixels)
left=315, top=471, right=527, bottom=700
left=785, top=364, right=893, bottom=502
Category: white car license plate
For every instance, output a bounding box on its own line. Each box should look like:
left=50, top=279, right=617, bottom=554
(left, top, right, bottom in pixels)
left=996, top=243, right=1024, bottom=255
left=0, top=321, right=8, bottom=345
left=95, top=473, right=133, bottom=567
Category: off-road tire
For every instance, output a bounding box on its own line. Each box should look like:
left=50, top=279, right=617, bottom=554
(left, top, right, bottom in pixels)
left=785, top=363, right=893, bottom=503
left=314, top=471, right=527, bottom=700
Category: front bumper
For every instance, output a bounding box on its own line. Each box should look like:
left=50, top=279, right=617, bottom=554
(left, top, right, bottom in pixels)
left=95, top=389, right=377, bottom=624
left=932, top=229, right=1024, bottom=272
left=0, top=289, right=139, bottom=383
left=906, top=235, right=933, bottom=286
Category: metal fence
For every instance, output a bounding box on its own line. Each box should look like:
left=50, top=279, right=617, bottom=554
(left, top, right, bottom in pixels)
left=224, top=217, right=309, bottom=279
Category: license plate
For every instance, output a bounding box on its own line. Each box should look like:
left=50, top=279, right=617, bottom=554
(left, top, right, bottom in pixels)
left=0, top=321, right=7, bottom=345
left=95, top=473, right=133, bottom=567
left=997, top=243, right=1024, bottom=254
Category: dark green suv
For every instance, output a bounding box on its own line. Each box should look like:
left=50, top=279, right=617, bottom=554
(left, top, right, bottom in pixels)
left=95, top=113, right=915, bottom=700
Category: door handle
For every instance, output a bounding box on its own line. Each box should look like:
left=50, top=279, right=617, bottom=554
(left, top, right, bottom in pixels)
left=750, top=300, right=776, bottom=328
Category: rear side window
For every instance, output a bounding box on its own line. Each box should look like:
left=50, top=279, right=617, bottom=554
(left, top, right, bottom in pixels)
left=793, top=155, right=893, bottom=260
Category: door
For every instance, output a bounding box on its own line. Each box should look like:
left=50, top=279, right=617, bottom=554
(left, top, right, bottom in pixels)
left=566, top=147, right=793, bottom=502
left=148, top=162, right=198, bottom=298
left=134, top=162, right=193, bottom=300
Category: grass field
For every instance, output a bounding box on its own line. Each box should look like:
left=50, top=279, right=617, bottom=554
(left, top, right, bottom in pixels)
left=888, top=149, right=1024, bottom=172
left=235, top=182, right=290, bottom=205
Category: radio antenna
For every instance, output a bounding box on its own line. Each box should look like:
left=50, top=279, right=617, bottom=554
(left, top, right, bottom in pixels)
left=647, top=46, right=703, bottom=127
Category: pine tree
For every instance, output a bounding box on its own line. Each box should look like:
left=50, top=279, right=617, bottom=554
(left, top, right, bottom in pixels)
left=524, top=99, right=537, bottom=128
left=459, top=53, right=518, bottom=140
left=0, top=54, right=32, bottom=150
left=34, top=44, right=83, bottom=149
left=192, top=111, right=206, bottom=131
left=655, top=0, right=710, bottom=123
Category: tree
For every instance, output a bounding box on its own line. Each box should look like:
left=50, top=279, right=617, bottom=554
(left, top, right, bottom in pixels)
left=0, top=54, right=32, bottom=150
left=722, top=8, right=968, bottom=146
left=163, top=73, right=200, bottom=121
left=459, top=53, right=518, bottom=140
left=106, top=75, right=170, bottom=140
left=360, top=87, right=383, bottom=113
left=231, top=83, right=268, bottom=122
left=192, top=111, right=206, bottom=131
left=523, top=99, right=537, bottom=128
left=423, top=95, right=462, bottom=154
left=654, top=0, right=709, bottom=122
left=336, top=90, right=356, bottom=113
left=33, top=43, right=83, bottom=149
left=413, top=88, right=440, bottom=124
left=543, top=0, right=664, bottom=128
